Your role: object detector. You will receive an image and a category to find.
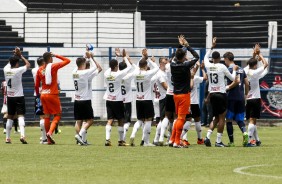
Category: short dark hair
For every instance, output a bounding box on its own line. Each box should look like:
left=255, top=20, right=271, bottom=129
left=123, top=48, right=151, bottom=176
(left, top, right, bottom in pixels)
left=212, top=51, right=220, bottom=60
left=119, top=62, right=127, bottom=71
left=175, top=48, right=186, bottom=61
left=109, top=59, right=118, bottom=70
left=139, top=58, right=147, bottom=68
left=76, top=57, right=86, bottom=67
left=248, top=58, right=258, bottom=68
left=159, top=57, right=166, bottom=64
left=223, top=52, right=234, bottom=61
left=9, top=56, right=20, bottom=67
left=86, top=62, right=90, bottom=69
left=37, top=57, right=45, bottom=66
left=43, top=52, right=52, bottom=62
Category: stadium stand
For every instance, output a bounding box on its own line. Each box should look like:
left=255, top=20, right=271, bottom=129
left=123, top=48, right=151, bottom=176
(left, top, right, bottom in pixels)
left=0, top=19, right=73, bottom=122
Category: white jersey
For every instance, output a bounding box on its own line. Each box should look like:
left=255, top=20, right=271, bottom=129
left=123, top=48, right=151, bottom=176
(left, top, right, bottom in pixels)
left=103, top=58, right=132, bottom=101
left=133, top=59, right=159, bottom=101
left=87, top=58, right=99, bottom=100
left=121, top=64, right=137, bottom=103
left=165, top=63, right=174, bottom=95
left=191, top=76, right=204, bottom=104
left=151, top=70, right=167, bottom=100
left=244, top=66, right=268, bottom=100
left=32, top=67, right=39, bottom=96
left=204, top=49, right=236, bottom=93
left=4, top=63, right=27, bottom=97
left=72, top=60, right=97, bottom=101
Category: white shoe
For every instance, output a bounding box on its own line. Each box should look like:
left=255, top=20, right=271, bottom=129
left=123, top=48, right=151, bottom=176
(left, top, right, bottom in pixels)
left=40, top=139, right=48, bottom=144
left=75, top=134, right=85, bottom=145
left=143, top=143, right=156, bottom=147
left=3, top=129, right=6, bottom=134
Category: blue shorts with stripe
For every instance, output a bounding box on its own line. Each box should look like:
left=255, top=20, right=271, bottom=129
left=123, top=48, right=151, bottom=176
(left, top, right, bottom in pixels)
left=226, top=100, right=245, bottom=121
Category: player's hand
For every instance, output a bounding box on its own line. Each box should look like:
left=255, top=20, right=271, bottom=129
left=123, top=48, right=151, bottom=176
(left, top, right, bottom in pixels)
left=200, top=61, right=205, bottom=69
left=115, top=48, right=121, bottom=57
left=253, top=43, right=260, bottom=55
left=50, top=52, right=55, bottom=57
left=233, top=65, right=239, bottom=71
left=212, top=37, right=217, bottom=49
left=14, top=47, right=22, bottom=56
left=85, top=51, right=91, bottom=58
left=151, top=55, right=156, bottom=62
left=178, top=35, right=185, bottom=46
left=122, top=49, right=126, bottom=57
left=142, top=48, right=148, bottom=59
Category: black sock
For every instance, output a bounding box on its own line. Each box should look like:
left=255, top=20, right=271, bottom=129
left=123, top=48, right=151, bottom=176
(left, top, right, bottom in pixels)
left=3, top=118, right=7, bottom=129
left=237, top=121, right=246, bottom=133
left=226, top=122, right=234, bottom=143
left=13, top=118, right=18, bottom=132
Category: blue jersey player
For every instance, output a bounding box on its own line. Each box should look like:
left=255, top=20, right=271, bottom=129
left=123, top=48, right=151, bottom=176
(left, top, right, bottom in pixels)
left=223, top=52, right=249, bottom=147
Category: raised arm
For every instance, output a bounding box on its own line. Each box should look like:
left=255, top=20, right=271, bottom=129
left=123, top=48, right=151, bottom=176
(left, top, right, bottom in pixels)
left=14, top=47, right=30, bottom=69
left=53, top=53, right=71, bottom=69
left=204, top=37, right=217, bottom=68
left=180, top=36, right=199, bottom=68
left=200, top=62, right=208, bottom=80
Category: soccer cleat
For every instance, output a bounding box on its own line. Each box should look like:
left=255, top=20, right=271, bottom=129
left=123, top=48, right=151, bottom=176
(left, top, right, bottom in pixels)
left=143, top=143, right=156, bottom=147
left=46, top=133, right=55, bottom=145
left=140, top=140, right=144, bottom=146
left=129, top=138, right=135, bottom=146
left=20, top=137, right=28, bottom=144
left=118, top=141, right=127, bottom=146
left=250, top=139, right=256, bottom=145
left=152, top=141, right=159, bottom=146
left=204, top=138, right=211, bottom=147
left=243, top=132, right=248, bottom=146
left=215, top=142, right=226, bottom=147
left=40, top=139, right=48, bottom=144
left=168, top=142, right=174, bottom=147
left=181, top=140, right=190, bottom=147
left=105, top=140, right=112, bottom=146
left=5, top=138, right=11, bottom=144
left=227, top=142, right=235, bottom=147
left=256, top=140, right=262, bottom=146
left=158, top=141, right=164, bottom=146
left=197, top=138, right=205, bottom=145
left=245, top=143, right=256, bottom=147
left=75, top=135, right=85, bottom=145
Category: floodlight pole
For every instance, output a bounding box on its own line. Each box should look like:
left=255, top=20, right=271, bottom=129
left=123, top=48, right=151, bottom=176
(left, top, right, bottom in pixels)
left=268, top=21, right=277, bottom=49
left=206, top=20, right=213, bottom=49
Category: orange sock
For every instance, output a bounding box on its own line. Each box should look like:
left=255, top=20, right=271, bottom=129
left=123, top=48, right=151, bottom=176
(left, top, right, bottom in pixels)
left=44, top=117, right=51, bottom=133
left=174, top=118, right=185, bottom=145
left=48, top=115, right=61, bottom=135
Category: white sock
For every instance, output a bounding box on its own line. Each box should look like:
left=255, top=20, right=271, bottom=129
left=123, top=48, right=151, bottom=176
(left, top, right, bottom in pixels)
left=153, top=122, right=162, bottom=143
left=182, top=132, right=188, bottom=141
left=105, top=125, right=111, bottom=140
left=206, top=129, right=213, bottom=139
left=159, top=117, right=169, bottom=142
left=195, top=121, right=202, bottom=139
left=216, top=133, right=223, bottom=143
left=180, top=121, right=191, bottom=139
left=143, top=121, right=152, bottom=144
left=123, top=122, right=130, bottom=141
left=248, top=124, right=255, bottom=143
left=79, top=128, right=87, bottom=142
left=6, top=119, right=13, bottom=139
left=18, top=116, right=25, bottom=138
left=40, top=119, right=47, bottom=140
left=253, top=125, right=260, bottom=141
left=130, top=120, right=142, bottom=138
left=118, top=126, right=124, bottom=141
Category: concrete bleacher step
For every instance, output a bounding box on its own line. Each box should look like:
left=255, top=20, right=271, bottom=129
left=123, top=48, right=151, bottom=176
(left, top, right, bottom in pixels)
left=0, top=31, right=18, bottom=37
left=0, top=25, right=12, bottom=31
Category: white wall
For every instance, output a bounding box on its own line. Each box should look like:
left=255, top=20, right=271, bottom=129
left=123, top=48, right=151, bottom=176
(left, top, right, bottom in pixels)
left=0, top=0, right=26, bottom=12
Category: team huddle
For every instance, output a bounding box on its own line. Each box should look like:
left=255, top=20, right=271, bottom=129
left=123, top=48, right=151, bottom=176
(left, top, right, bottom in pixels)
left=2, top=35, right=268, bottom=148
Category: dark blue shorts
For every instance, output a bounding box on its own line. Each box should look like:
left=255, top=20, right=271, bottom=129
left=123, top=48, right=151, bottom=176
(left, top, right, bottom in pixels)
left=226, top=100, right=245, bottom=121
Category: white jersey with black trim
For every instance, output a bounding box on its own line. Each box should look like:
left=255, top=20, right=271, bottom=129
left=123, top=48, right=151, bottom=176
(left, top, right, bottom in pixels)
left=165, top=63, right=174, bottom=95
left=4, top=63, right=27, bottom=97
left=151, top=70, right=167, bottom=100
left=191, top=76, right=204, bottom=104
left=244, top=66, right=268, bottom=100
left=86, top=58, right=99, bottom=100
left=72, top=59, right=98, bottom=101
left=103, top=57, right=132, bottom=101
left=133, top=59, right=159, bottom=101
left=32, top=67, right=39, bottom=96
left=204, top=49, right=236, bottom=93
left=121, top=64, right=138, bottom=103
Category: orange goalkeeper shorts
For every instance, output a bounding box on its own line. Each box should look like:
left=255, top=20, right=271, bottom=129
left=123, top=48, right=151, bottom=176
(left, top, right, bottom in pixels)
left=41, top=94, right=62, bottom=115
left=173, top=93, right=191, bottom=115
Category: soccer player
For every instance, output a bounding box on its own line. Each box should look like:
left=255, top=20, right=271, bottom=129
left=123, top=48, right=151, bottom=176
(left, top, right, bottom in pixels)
left=203, top=37, right=237, bottom=147
left=35, top=52, right=71, bottom=144
left=181, top=61, right=207, bottom=146
left=244, top=44, right=268, bottom=147
left=4, top=47, right=30, bottom=144
left=104, top=49, right=132, bottom=146
left=169, top=35, right=199, bottom=148
left=32, top=57, right=47, bottom=144
left=223, top=51, right=249, bottom=147
left=116, top=48, right=137, bottom=142
left=73, top=51, right=102, bottom=146
left=129, top=49, right=159, bottom=147
left=152, top=57, right=168, bottom=145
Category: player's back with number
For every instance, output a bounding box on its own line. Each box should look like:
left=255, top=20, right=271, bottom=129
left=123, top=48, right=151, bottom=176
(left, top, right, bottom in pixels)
left=206, top=64, right=229, bottom=93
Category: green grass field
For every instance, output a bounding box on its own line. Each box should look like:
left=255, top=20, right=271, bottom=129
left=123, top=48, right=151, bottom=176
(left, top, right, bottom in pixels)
left=0, top=125, right=282, bottom=184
